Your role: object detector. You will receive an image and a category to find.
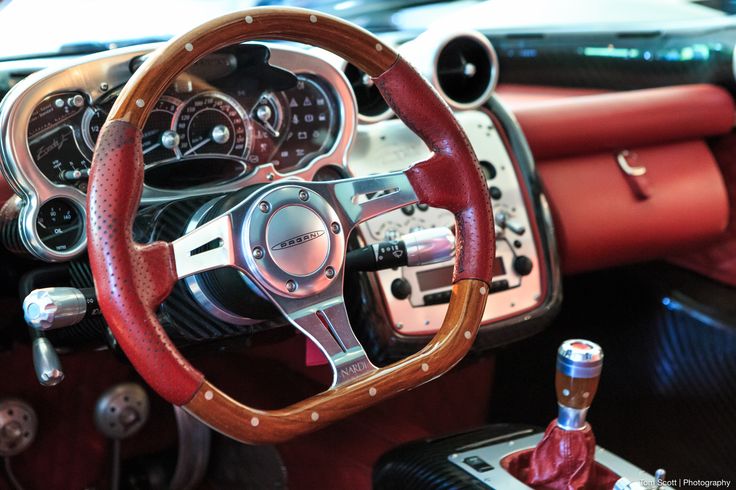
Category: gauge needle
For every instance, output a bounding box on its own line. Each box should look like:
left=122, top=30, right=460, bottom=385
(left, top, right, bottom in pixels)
left=184, top=138, right=211, bottom=156
left=260, top=119, right=280, bottom=138
left=143, top=142, right=161, bottom=155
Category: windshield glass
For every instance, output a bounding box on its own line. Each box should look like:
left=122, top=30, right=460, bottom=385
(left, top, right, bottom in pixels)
left=0, top=0, right=731, bottom=60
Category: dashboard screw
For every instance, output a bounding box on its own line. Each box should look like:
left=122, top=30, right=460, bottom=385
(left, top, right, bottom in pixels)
left=258, top=201, right=270, bottom=213
left=286, top=280, right=297, bottom=292
left=252, top=247, right=264, bottom=259
left=100, top=82, right=109, bottom=91
left=266, top=173, right=274, bottom=181
left=325, top=266, right=335, bottom=279
left=298, top=190, right=309, bottom=201
left=330, top=222, right=341, bottom=234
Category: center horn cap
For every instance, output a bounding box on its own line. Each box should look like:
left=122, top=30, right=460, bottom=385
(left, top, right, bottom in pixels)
left=266, top=205, right=329, bottom=276
left=243, top=185, right=345, bottom=298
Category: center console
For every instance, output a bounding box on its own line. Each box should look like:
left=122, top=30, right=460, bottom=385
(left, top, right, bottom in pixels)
left=347, top=103, right=560, bottom=358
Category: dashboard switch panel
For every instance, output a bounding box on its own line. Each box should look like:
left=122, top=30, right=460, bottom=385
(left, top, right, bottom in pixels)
left=349, top=111, right=544, bottom=336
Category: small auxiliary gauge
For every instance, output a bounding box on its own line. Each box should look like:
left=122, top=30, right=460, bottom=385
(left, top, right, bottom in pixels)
left=35, top=199, right=84, bottom=253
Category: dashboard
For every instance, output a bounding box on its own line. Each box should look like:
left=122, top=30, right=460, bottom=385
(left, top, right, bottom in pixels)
left=0, top=33, right=559, bottom=358
left=0, top=43, right=354, bottom=261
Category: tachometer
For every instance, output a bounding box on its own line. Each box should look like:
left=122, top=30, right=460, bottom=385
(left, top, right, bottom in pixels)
left=83, top=96, right=181, bottom=163
left=174, top=92, right=250, bottom=158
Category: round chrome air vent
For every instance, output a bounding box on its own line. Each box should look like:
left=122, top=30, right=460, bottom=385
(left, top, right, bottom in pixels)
left=344, top=63, right=393, bottom=123
left=401, top=30, right=499, bottom=111
left=433, top=32, right=498, bottom=110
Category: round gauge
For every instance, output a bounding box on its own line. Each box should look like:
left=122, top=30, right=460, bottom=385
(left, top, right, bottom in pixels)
left=277, top=76, right=337, bottom=171
left=29, top=126, right=91, bottom=191
left=251, top=93, right=285, bottom=139
left=84, top=96, right=181, bottom=163
left=174, top=92, right=250, bottom=158
left=140, top=97, right=181, bottom=163
left=36, top=199, right=84, bottom=252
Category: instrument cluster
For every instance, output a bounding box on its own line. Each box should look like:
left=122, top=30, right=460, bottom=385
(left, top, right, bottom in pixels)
left=27, top=72, right=338, bottom=194
left=0, top=43, right=353, bottom=261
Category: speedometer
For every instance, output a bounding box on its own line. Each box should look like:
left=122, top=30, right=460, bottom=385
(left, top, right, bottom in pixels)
left=174, top=92, right=251, bottom=158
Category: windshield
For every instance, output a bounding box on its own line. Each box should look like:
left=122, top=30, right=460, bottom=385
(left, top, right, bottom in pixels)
left=0, top=0, right=731, bottom=60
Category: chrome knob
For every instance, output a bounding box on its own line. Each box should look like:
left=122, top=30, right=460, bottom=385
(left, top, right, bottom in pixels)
left=23, top=287, right=87, bottom=331
left=32, top=336, right=64, bottom=386
left=556, top=339, right=603, bottom=430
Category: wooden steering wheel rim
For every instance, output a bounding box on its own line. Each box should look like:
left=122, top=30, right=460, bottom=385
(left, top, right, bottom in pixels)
left=88, top=7, right=494, bottom=444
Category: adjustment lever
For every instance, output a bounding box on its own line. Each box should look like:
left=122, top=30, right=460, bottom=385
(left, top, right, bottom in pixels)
left=23, top=287, right=100, bottom=331
left=346, top=227, right=455, bottom=272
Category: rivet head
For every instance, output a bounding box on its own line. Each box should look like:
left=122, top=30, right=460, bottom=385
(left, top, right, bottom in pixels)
left=184, top=42, right=193, bottom=52
left=311, top=411, right=319, bottom=421
left=421, top=363, right=429, bottom=372
left=286, top=280, right=297, bottom=292
left=135, top=98, right=145, bottom=108
left=330, top=222, right=341, bottom=234
left=309, top=14, right=317, bottom=23
left=298, top=190, right=309, bottom=201
left=464, top=331, right=472, bottom=340
left=376, top=43, right=383, bottom=51
left=258, top=201, right=270, bottom=213
left=250, top=416, right=259, bottom=427
left=253, top=247, right=264, bottom=259
left=369, top=387, right=377, bottom=397
left=100, top=82, right=109, bottom=91
left=245, top=15, right=253, bottom=24
left=325, top=266, right=335, bottom=279
left=204, top=390, right=214, bottom=400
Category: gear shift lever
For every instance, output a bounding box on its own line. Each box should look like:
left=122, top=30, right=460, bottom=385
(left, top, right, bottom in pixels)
left=501, top=339, right=620, bottom=490
left=555, top=339, right=603, bottom=430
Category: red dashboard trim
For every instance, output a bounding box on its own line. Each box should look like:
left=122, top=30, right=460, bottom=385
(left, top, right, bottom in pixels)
left=510, top=84, right=735, bottom=160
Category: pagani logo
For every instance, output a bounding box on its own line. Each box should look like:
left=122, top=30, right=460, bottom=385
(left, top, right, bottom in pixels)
left=271, top=230, right=325, bottom=251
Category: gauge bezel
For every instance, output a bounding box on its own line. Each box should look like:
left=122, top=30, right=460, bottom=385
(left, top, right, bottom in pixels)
left=35, top=197, right=86, bottom=254
left=0, top=43, right=356, bottom=262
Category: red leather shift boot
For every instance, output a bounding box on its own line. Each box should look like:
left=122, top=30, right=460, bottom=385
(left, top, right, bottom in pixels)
left=500, top=419, right=620, bottom=490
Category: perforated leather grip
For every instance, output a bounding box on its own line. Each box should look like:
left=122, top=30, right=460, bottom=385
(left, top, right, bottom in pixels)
left=374, top=60, right=494, bottom=283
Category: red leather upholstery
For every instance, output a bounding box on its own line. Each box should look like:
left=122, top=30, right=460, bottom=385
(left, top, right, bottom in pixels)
left=537, top=140, right=729, bottom=274
left=87, top=120, right=203, bottom=405
left=671, top=133, right=736, bottom=286
left=514, top=84, right=735, bottom=160
left=374, top=58, right=494, bottom=284
left=501, top=420, right=620, bottom=490
left=496, top=84, right=608, bottom=109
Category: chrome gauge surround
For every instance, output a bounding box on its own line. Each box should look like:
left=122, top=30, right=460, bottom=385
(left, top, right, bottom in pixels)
left=0, top=43, right=356, bottom=262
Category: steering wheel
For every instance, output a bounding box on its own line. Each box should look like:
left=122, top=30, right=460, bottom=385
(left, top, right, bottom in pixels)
left=87, top=7, right=494, bottom=444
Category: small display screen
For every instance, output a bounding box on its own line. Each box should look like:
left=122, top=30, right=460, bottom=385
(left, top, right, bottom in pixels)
left=416, top=257, right=506, bottom=292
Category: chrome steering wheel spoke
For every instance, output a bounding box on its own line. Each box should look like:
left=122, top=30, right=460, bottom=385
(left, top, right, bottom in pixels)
left=329, top=171, right=418, bottom=228
left=172, top=213, right=237, bottom=279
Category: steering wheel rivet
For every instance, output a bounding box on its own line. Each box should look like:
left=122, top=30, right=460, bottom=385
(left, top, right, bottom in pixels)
left=311, top=411, right=319, bottom=422
left=325, top=266, right=335, bottom=279
left=298, top=190, right=309, bottom=201
left=184, top=42, right=193, bottom=52
left=252, top=247, right=264, bottom=259
left=479, top=286, right=487, bottom=295
left=135, top=98, right=145, bottom=108
left=309, top=14, right=317, bottom=23
left=250, top=417, right=259, bottom=427
left=258, top=201, right=271, bottom=213
left=330, top=222, right=341, bottom=234
left=286, top=280, right=297, bottom=292
left=464, top=331, right=472, bottom=340
left=375, top=43, right=383, bottom=52
left=204, top=390, right=213, bottom=400
left=421, top=363, right=429, bottom=372
left=245, top=15, right=253, bottom=24
left=369, top=387, right=377, bottom=397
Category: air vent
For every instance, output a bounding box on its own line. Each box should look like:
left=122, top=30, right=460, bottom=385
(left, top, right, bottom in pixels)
left=344, top=63, right=392, bottom=123
left=434, top=32, right=498, bottom=110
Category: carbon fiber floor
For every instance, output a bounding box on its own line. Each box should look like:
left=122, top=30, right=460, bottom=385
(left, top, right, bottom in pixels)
left=488, top=263, right=736, bottom=482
